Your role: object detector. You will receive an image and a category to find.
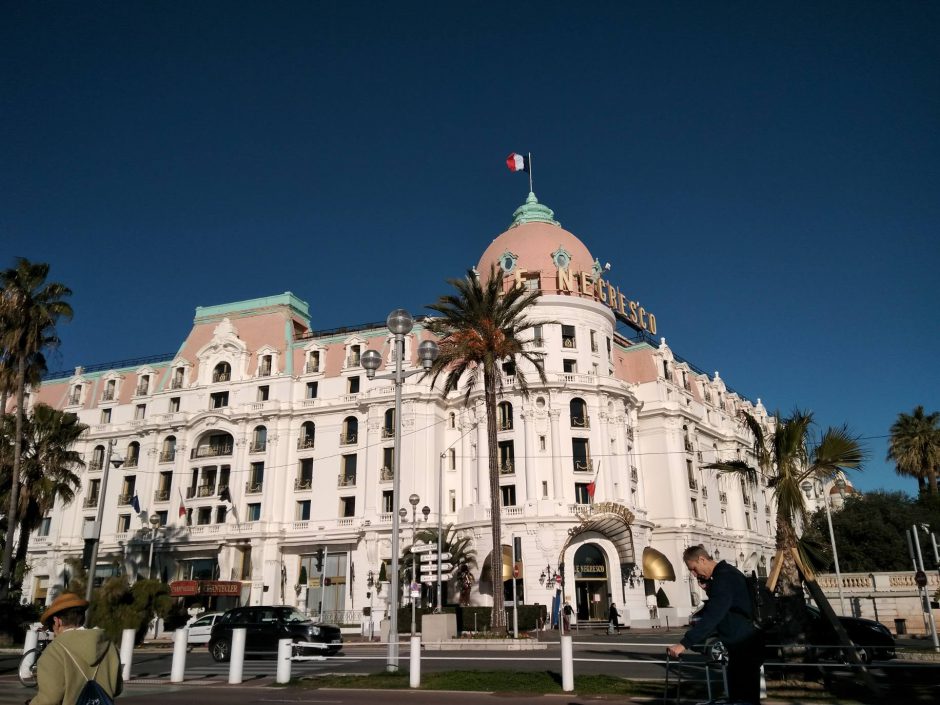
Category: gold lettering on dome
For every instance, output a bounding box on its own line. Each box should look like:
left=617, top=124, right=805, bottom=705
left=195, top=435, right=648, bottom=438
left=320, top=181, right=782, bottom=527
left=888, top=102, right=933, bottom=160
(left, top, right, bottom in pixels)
left=628, top=300, right=639, bottom=324
left=618, top=292, right=627, bottom=316
left=596, top=279, right=607, bottom=304
left=580, top=272, right=593, bottom=296
left=608, top=282, right=618, bottom=308
left=638, top=306, right=647, bottom=329
left=558, top=267, right=575, bottom=292
left=648, top=314, right=657, bottom=335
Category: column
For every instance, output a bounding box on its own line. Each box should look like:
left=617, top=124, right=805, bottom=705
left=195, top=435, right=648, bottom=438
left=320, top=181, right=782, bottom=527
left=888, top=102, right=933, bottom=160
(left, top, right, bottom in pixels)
left=476, top=412, right=488, bottom=506
left=521, top=409, right=536, bottom=502
left=597, top=410, right=614, bottom=502
left=364, top=417, right=380, bottom=513
left=549, top=409, right=564, bottom=501
left=460, top=420, right=474, bottom=508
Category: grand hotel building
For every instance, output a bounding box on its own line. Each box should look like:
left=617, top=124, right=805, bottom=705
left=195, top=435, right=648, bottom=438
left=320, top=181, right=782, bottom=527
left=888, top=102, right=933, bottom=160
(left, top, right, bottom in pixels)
left=21, top=192, right=777, bottom=624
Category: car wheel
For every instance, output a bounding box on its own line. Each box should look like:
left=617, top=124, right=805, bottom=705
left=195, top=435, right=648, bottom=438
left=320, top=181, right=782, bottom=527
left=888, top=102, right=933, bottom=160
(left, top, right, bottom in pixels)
left=210, top=638, right=231, bottom=663
left=326, top=646, right=340, bottom=656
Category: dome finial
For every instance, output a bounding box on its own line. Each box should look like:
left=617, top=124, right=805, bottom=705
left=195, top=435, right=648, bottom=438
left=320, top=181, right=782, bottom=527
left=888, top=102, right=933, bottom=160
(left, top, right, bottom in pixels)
left=510, top=191, right=560, bottom=228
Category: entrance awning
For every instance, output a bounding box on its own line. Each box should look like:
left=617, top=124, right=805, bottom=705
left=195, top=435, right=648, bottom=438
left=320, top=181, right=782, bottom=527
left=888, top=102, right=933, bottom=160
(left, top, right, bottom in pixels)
left=559, top=502, right=636, bottom=566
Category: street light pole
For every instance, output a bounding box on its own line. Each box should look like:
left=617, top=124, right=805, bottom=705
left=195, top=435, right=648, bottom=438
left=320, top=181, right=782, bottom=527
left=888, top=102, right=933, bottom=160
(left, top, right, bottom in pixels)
left=85, top=439, right=124, bottom=606
left=147, top=514, right=162, bottom=579
left=408, top=494, right=419, bottom=637
left=804, top=478, right=846, bottom=615
left=361, top=310, right=438, bottom=673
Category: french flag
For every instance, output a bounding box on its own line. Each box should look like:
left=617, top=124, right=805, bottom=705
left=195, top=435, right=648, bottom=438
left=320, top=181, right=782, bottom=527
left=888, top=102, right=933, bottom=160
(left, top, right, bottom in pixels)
left=506, top=152, right=529, bottom=173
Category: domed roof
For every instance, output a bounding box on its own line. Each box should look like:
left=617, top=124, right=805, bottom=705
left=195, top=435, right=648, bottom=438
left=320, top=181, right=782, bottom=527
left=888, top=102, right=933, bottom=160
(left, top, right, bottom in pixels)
left=476, top=192, right=596, bottom=289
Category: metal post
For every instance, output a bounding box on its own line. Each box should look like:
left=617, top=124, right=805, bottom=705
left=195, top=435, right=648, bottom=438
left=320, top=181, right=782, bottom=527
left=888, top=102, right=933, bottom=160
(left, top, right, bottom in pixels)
left=276, top=638, right=292, bottom=684
left=911, top=527, right=940, bottom=651
left=228, top=627, right=246, bottom=684
left=387, top=332, right=404, bottom=672
left=820, top=482, right=847, bottom=615
left=409, top=635, right=421, bottom=688
left=85, top=439, right=116, bottom=605
left=120, top=628, right=135, bottom=682
left=511, top=534, right=519, bottom=638
left=437, top=451, right=444, bottom=611
left=560, top=634, right=574, bottom=691
left=170, top=628, right=188, bottom=683
left=410, top=505, right=417, bottom=636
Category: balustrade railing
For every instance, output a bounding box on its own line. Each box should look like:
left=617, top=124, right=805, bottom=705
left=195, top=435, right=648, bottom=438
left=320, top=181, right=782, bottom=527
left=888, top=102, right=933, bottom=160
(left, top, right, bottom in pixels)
left=153, top=489, right=170, bottom=502
left=294, top=477, right=312, bottom=491
left=245, top=481, right=264, bottom=494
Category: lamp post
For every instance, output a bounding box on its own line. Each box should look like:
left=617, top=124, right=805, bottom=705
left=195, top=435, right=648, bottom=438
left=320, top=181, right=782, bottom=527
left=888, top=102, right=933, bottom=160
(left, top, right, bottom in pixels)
left=406, top=493, right=420, bottom=637
left=85, top=439, right=124, bottom=605
left=362, top=311, right=438, bottom=673
left=147, top=514, right=163, bottom=579
left=367, top=570, right=375, bottom=641
left=803, top=478, right=846, bottom=615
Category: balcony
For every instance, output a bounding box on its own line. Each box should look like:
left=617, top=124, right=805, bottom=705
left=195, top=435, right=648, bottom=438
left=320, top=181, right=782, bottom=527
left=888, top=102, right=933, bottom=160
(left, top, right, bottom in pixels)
left=124, top=456, right=139, bottom=469
left=135, top=386, right=149, bottom=396
left=381, top=427, right=394, bottom=439
left=533, top=337, right=544, bottom=348
left=83, top=496, right=99, bottom=508
left=570, top=416, right=590, bottom=429
left=294, top=477, right=312, bottom=491
left=304, top=361, right=320, bottom=374
left=346, top=356, right=361, bottom=368
left=88, top=460, right=103, bottom=472
left=197, top=484, right=215, bottom=498
left=573, top=459, right=594, bottom=473
left=101, top=390, right=115, bottom=401
left=67, top=396, right=81, bottom=406
left=249, top=441, right=266, bottom=453
left=170, top=378, right=183, bottom=389
left=337, top=473, right=356, bottom=488
left=117, top=493, right=133, bottom=506
left=191, top=444, right=233, bottom=459
left=688, top=479, right=698, bottom=491
left=159, top=450, right=176, bottom=463
left=339, top=432, right=357, bottom=446
left=153, top=489, right=170, bottom=502
left=297, top=436, right=315, bottom=450
left=630, top=466, right=638, bottom=482
left=719, top=492, right=728, bottom=504
left=258, top=366, right=272, bottom=377
left=245, top=481, right=264, bottom=495
left=379, top=466, right=394, bottom=482
left=498, top=420, right=513, bottom=432
left=499, top=462, right=515, bottom=475
left=212, top=371, right=230, bottom=383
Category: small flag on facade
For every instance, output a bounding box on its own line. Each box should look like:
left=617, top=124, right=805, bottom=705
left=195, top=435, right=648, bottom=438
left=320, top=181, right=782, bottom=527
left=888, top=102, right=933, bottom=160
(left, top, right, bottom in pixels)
left=586, top=481, right=596, bottom=500
left=219, top=486, right=232, bottom=503
left=506, top=152, right=529, bottom=172
left=177, top=488, right=187, bottom=522
left=131, top=494, right=140, bottom=513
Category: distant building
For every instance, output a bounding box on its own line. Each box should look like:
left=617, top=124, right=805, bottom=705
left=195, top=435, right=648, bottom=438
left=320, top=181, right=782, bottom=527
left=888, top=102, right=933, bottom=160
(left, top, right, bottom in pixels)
left=22, top=192, right=776, bottom=622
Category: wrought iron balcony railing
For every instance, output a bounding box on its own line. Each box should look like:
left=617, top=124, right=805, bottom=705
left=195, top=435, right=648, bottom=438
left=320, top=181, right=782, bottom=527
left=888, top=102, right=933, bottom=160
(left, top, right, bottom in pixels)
left=294, top=477, right=312, bottom=491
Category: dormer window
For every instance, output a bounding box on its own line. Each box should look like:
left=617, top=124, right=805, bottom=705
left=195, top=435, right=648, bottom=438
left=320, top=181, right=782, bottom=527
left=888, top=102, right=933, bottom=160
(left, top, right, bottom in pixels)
left=258, top=355, right=272, bottom=377
left=213, top=362, right=231, bottom=383
left=306, top=351, right=321, bottom=374
left=136, top=375, right=150, bottom=396
left=171, top=367, right=185, bottom=390
left=347, top=344, right=361, bottom=368
left=102, top=379, right=116, bottom=402
left=68, top=384, right=82, bottom=406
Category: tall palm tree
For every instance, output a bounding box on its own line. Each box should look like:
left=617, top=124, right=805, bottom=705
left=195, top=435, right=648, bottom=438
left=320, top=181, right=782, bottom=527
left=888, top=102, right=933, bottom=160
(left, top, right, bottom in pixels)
left=888, top=406, right=940, bottom=496
left=6, top=404, right=86, bottom=587
left=706, top=410, right=864, bottom=612
left=0, top=259, right=73, bottom=597
left=426, top=266, right=546, bottom=631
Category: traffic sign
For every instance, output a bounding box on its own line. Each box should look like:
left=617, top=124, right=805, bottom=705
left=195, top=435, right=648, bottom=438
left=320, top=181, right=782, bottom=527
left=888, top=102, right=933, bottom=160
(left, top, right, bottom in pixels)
left=411, top=543, right=436, bottom=554
left=915, top=570, right=928, bottom=588
left=419, top=576, right=438, bottom=584
left=421, top=562, right=452, bottom=572
left=420, top=552, right=452, bottom=562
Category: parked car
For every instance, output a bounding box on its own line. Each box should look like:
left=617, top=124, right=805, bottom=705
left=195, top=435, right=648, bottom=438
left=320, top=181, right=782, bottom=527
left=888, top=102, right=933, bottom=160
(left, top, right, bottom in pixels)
left=208, top=606, right=343, bottom=662
left=186, top=612, right=224, bottom=646
left=801, top=605, right=896, bottom=664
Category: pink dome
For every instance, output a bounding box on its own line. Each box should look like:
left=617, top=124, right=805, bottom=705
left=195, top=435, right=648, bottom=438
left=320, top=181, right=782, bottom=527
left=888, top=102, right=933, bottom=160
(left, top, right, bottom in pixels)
left=476, top=193, right=596, bottom=292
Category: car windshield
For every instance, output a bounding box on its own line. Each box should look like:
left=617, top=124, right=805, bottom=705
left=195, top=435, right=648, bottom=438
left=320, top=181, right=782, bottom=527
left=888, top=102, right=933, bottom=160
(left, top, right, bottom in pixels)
left=282, top=609, right=310, bottom=623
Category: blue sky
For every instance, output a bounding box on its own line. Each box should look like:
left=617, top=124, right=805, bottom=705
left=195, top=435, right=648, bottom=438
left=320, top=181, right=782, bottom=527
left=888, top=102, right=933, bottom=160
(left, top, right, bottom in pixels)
left=2, top=2, right=937, bottom=494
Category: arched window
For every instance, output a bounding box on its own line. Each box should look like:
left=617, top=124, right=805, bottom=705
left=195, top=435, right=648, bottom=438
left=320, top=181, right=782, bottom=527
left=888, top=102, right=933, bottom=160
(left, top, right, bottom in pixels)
left=251, top=425, right=267, bottom=453
left=161, top=436, right=176, bottom=462
left=570, top=398, right=589, bottom=428
left=341, top=416, right=358, bottom=445
left=299, top=421, right=315, bottom=450
left=90, top=444, right=105, bottom=471
left=383, top=409, right=395, bottom=438
left=126, top=441, right=140, bottom=468
left=213, top=362, right=231, bottom=383
left=498, top=402, right=513, bottom=431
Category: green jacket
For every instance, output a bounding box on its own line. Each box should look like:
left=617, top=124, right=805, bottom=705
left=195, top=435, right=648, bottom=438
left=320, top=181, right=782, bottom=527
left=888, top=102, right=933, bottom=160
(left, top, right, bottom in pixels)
left=29, top=628, right=122, bottom=705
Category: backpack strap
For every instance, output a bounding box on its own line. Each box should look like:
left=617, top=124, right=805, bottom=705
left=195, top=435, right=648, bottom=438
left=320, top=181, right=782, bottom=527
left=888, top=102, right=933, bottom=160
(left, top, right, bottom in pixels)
left=59, top=643, right=103, bottom=681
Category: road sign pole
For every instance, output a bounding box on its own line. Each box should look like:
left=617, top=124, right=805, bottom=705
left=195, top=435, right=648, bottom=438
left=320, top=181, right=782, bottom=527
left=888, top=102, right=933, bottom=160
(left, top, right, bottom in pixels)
left=912, top=526, right=940, bottom=652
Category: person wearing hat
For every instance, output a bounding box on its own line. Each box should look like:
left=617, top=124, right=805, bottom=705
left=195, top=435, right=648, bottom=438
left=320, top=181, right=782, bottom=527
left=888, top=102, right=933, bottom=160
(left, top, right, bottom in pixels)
left=28, top=592, right=122, bottom=705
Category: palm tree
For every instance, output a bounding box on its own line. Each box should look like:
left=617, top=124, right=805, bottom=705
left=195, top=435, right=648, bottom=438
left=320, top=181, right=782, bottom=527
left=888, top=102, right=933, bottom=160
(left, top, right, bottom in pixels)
left=403, top=523, right=477, bottom=607
left=426, top=266, right=547, bottom=631
left=0, top=259, right=73, bottom=597
left=5, top=404, right=86, bottom=587
left=706, top=410, right=864, bottom=611
left=888, top=406, right=940, bottom=496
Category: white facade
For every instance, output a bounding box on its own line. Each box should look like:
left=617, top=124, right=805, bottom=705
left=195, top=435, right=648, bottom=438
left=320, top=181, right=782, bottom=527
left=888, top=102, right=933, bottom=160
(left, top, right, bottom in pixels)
left=23, top=194, right=777, bottom=624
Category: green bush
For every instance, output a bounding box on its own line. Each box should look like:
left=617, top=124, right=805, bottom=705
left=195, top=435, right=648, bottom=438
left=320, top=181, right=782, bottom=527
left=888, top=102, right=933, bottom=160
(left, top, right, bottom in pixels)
left=0, top=597, right=40, bottom=646
left=88, top=577, right=172, bottom=644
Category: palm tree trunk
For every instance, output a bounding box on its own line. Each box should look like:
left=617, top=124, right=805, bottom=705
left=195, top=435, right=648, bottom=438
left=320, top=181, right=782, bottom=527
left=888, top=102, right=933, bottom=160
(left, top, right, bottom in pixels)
left=927, top=467, right=938, bottom=495
left=0, top=359, right=25, bottom=598
left=484, top=365, right=506, bottom=631
left=13, top=521, right=30, bottom=588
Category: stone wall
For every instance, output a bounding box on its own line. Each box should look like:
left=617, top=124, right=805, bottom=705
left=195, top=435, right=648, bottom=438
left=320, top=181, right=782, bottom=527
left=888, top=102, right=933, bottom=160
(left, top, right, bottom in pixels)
left=815, top=571, right=940, bottom=636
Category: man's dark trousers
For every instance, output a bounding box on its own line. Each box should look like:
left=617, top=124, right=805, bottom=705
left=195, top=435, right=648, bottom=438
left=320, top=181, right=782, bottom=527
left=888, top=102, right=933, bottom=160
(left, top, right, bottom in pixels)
left=727, top=631, right=764, bottom=704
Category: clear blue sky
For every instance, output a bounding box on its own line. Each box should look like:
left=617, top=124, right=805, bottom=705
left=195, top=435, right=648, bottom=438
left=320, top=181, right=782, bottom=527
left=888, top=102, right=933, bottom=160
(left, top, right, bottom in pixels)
left=2, top=2, right=937, bottom=495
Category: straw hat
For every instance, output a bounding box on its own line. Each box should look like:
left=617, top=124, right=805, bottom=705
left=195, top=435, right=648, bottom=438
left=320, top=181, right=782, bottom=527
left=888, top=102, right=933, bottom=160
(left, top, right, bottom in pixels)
left=40, top=592, right=89, bottom=625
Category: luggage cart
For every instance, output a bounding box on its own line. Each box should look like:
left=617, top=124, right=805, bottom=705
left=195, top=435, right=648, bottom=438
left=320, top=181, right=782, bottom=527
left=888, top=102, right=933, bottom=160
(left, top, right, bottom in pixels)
left=664, top=641, right=735, bottom=704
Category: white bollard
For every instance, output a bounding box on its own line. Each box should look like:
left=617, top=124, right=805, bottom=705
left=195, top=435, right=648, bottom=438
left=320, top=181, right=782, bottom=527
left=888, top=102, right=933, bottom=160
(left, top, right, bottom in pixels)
left=170, top=628, right=188, bottom=683
left=759, top=664, right=767, bottom=700
left=120, top=629, right=136, bottom=682
left=560, top=634, right=574, bottom=692
left=409, top=635, right=421, bottom=688
left=228, top=627, right=246, bottom=684
left=23, top=628, right=38, bottom=654
left=276, top=638, right=293, bottom=684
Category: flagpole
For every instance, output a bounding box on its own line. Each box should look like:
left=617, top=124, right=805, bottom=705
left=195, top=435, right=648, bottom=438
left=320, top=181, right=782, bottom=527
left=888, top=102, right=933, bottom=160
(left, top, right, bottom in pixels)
left=528, top=152, right=534, bottom=193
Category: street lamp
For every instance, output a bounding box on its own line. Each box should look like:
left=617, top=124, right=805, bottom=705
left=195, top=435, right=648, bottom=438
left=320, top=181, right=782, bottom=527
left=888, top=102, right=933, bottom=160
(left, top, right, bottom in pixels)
left=367, top=570, right=376, bottom=641
left=147, top=514, right=163, bottom=579
left=802, top=478, right=847, bottom=615
left=407, top=493, right=420, bottom=637
left=84, top=439, right=124, bottom=605
left=362, top=311, right=438, bottom=673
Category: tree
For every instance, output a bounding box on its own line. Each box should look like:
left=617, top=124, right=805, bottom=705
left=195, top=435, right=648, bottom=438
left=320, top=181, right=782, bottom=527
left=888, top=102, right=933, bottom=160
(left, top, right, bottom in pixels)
left=88, top=576, right=173, bottom=644
left=888, top=406, right=940, bottom=496
left=403, top=523, right=477, bottom=606
left=426, top=266, right=546, bottom=631
left=707, top=410, right=864, bottom=630
left=0, top=259, right=73, bottom=597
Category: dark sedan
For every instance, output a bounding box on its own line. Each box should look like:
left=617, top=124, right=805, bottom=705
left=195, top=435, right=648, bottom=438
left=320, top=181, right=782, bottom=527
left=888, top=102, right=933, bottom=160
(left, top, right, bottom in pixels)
left=801, top=605, right=896, bottom=664
left=208, top=605, right=343, bottom=662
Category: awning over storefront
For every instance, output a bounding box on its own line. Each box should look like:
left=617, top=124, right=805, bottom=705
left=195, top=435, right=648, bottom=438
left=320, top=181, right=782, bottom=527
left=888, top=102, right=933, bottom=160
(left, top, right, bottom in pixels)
left=560, top=502, right=637, bottom=566
left=169, top=580, right=242, bottom=597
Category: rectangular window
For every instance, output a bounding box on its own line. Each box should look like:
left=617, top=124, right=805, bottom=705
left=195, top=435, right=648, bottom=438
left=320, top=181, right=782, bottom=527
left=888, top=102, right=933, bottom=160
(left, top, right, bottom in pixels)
left=258, top=385, right=269, bottom=401
left=561, top=325, right=576, bottom=348
left=539, top=435, right=546, bottom=451
left=197, top=507, right=211, bottom=525
left=298, top=458, right=313, bottom=489
left=590, top=330, right=598, bottom=353
left=721, top=508, right=728, bottom=528
left=155, top=510, right=168, bottom=526
left=307, top=351, right=320, bottom=373
left=172, top=367, right=184, bottom=389
left=500, top=484, right=516, bottom=506
left=691, top=498, right=699, bottom=519
left=296, top=500, right=311, bottom=521
left=87, top=479, right=101, bottom=506
left=121, top=475, right=136, bottom=504
left=169, top=397, right=180, bottom=413
left=37, top=517, right=52, bottom=537
left=210, top=391, right=228, bottom=409
left=574, top=483, right=591, bottom=504
left=340, top=496, right=356, bottom=517
left=745, top=512, right=752, bottom=530
left=69, top=385, right=82, bottom=405
left=306, top=382, right=318, bottom=399
left=259, top=355, right=272, bottom=376
left=247, top=503, right=261, bottom=522
left=117, top=514, right=131, bottom=532
left=606, top=337, right=612, bottom=359
left=249, top=462, right=264, bottom=490
left=533, top=325, right=544, bottom=347
left=382, top=490, right=394, bottom=513
left=524, top=275, right=539, bottom=291
left=497, top=440, right=514, bottom=472
left=542, top=481, right=549, bottom=498
left=137, top=375, right=150, bottom=396
left=572, top=438, right=590, bottom=472
left=383, top=446, right=394, bottom=472
left=347, top=376, right=360, bottom=394
left=448, top=448, right=456, bottom=470
left=563, top=359, right=576, bottom=373
left=215, top=505, right=227, bottom=524
left=449, top=489, right=456, bottom=512
left=342, top=454, right=357, bottom=483
left=135, top=404, right=146, bottom=420
left=348, top=345, right=361, bottom=367
left=100, top=408, right=111, bottom=424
